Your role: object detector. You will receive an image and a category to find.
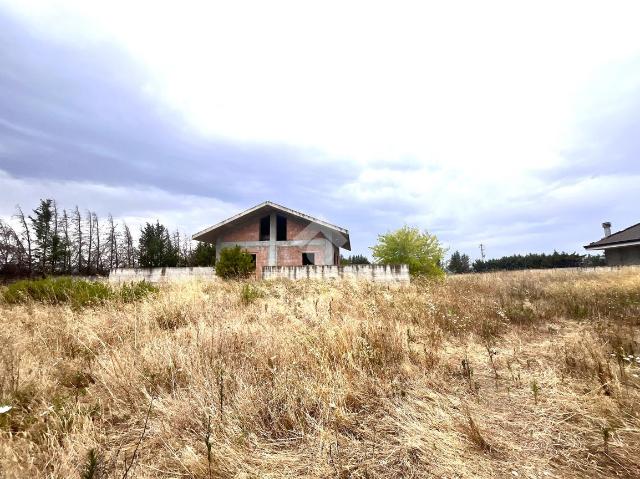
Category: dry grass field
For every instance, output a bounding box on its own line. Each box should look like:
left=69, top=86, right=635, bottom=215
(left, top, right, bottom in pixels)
left=1, top=269, right=640, bottom=478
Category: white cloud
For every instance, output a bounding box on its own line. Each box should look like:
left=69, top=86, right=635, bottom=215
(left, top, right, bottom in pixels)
left=5, top=1, right=640, bottom=163
left=3, top=0, right=640, bottom=258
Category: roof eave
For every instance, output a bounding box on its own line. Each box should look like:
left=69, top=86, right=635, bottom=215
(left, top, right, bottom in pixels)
left=584, top=239, right=640, bottom=250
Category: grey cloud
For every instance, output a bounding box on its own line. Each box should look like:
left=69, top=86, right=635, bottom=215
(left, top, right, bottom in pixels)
left=0, top=9, right=354, bottom=210
left=2, top=7, right=639, bottom=260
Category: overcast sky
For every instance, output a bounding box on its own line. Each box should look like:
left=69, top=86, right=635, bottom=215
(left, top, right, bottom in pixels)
left=1, top=1, right=639, bottom=260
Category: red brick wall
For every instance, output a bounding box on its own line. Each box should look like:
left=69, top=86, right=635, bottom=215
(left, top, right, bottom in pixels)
left=277, top=245, right=326, bottom=266
left=221, top=214, right=323, bottom=242
left=221, top=217, right=261, bottom=242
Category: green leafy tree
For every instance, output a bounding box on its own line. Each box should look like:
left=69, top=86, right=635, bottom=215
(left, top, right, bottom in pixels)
left=191, top=243, right=216, bottom=266
left=448, top=250, right=471, bottom=274
left=370, top=226, right=445, bottom=277
left=215, top=245, right=255, bottom=279
left=138, top=221, right=179, bottom=267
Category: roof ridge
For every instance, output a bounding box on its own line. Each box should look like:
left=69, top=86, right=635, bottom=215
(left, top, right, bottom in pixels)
left=192, top=201, right=351, bottom=250
left=606, top=221, right=640, bottom=239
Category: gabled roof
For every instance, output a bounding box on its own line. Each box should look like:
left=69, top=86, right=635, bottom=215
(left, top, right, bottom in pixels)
left=584, top=222, right=640, bottom=250
left=192, top=201, right=351, bottom=250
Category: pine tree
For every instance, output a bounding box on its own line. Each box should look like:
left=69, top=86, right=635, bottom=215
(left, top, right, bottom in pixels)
left=448, top=251, right=471, bottom=274
left=138, top=221, right=178, bottom=267
left=29, top=199, right=54, bottom=276
left=191, top=243, right=216, bottom=266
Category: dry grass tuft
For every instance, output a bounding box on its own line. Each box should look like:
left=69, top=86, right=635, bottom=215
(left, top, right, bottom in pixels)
left=1, top=269, right=640, bottom=478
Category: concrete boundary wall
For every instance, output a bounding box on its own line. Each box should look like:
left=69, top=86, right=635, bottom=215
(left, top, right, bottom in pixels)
left=472, top=265, right=640, bottom=276
left=262, top=264, right=410, bottom=283
left=108, top=265, right=410, bottom=283
left=108, top=267, right=217, bottom=284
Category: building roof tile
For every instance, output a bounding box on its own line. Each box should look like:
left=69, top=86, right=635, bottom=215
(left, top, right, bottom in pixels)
left=585, top=222, right=640, bottom=249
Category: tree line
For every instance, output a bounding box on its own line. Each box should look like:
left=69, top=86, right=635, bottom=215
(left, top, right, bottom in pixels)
left=447, top=250, right=606, bottom=274
left=0, top=198, right=215, bottom=278
left=340, top=254, right=370, bottom=265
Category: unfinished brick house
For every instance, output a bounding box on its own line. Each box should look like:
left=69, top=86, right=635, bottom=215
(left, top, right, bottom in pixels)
left=192, top=201, right=351, bottom=277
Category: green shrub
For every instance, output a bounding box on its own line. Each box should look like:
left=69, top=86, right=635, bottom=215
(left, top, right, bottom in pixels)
left=240, top=283, right=262, bottom=305
left=119, top=280, right=158, bottom=302
left=2, top=277, right=157, bottom=307
left=216, top=246, right=255, bottom=280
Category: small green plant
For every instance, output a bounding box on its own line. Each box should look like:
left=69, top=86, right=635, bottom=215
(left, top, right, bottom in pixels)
left=119, top=280, right=158, bottom=302
left=81, top=448, right=100, bottom=479
left=240, top=283, right=262, bottom=305
left=215, top=246, right=255, bottom=280
left=531, top=379, right=540, bottom=404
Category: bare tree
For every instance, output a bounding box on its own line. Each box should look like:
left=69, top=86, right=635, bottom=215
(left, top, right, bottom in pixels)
left=0, top=219, right=24, bottom=273
left=181, top=233, right=192, bottom=267
left=86, top=210, right=94, bottom=274
left=172, top=230, right=182, bottom=266
left=72, top=206, right=83, bottom=273
left=106, top=214, right=119, bottom=271
left=123, top=222, right=135, bottom=268
left=92, top=212, right=101, bottom=273
left=15, top=206, right=32, bottom=276
left=61, top=209, right=71, bottom=273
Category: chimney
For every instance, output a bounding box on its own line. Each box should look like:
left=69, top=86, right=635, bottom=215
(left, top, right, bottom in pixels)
left=602, top=222, right=612, bottom=238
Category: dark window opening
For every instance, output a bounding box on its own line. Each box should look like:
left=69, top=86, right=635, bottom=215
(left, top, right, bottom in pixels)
left=249, top=254, right=257, bottom=268
left=259, top=216, right=270, bottom=241
left=302, top=253, right=315, bottom=265
left=276, top=215, right=287, bottom=241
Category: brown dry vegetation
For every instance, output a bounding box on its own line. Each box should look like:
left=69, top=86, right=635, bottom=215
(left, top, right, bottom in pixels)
left=1, top=269, right=640, bottom=478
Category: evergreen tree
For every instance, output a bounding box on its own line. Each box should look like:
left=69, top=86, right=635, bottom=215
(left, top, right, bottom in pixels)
left=191, top=243, right=216, bottom=266
left=29, top=199, right=54, bottom=276
left=340, top=254, right=370, bottom=265
left=448, top=250, right=471, bottom=274
left=138, top=221, right=178, bottom=267
left=472, top=251, right=585, bottom=272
